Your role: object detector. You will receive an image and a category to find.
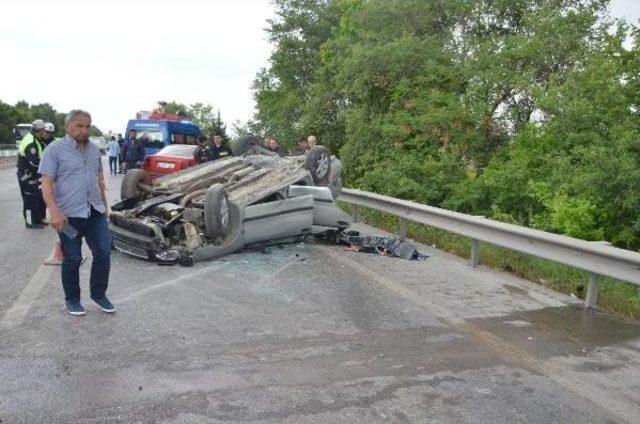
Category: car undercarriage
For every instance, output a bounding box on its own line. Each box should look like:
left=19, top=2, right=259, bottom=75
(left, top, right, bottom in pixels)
left=109, top=142, right=350, bottom=265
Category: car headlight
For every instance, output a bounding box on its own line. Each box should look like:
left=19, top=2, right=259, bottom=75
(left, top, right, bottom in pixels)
left=155, top=250, right=180, bottom=262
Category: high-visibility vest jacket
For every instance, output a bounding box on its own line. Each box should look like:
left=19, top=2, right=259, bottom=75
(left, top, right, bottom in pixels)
left=18, top=133, right=43, bottom=157
left=17, top=133, right=44, bottom=177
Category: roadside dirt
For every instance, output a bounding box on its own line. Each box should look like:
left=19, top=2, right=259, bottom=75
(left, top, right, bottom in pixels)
left=0, top=156, right=15, bottom=171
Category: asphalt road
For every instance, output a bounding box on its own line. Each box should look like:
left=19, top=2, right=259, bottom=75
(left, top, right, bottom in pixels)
left=1, top=158, right=640, bottom=423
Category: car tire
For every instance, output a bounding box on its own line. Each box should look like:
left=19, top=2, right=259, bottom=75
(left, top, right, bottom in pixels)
left=305, top=146, right=332, bottom=186
left=121, top=169, right=147, bottom=200
left=233, top=135, right=262, bottom=156
left=204, top=184, right=231, bottom=237
left=328, top=157, right=343, bottom=198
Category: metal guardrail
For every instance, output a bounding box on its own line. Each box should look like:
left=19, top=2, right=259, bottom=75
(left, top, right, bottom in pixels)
left=338, top=188, right=640, bottom=309
left=0, top=144, right=18, bottom=157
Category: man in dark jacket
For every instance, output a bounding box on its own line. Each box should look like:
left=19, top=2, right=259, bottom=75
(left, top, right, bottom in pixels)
left=123, top=129, right=145, bottom=171
left=267, top=137, right=284, bottom=157
left=117, top=133, right=125, bottom=173
left=17, top=119, right=47, bottom=228
left=296, top=137, right=309, bottom=155
left=193, top=135, right=209, bottom=164
left=208, top=131, right=233, bottom=160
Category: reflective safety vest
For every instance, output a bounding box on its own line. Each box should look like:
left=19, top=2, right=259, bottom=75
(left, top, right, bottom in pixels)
left=18, top=133, right=43, bottom=157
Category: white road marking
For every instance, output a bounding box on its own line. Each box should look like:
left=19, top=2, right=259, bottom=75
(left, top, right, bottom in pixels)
left=0, top=264, right=54, bottom=330
left=113, top=263, right=229, bottom=304
left=114, top=253, right=300, bottom=305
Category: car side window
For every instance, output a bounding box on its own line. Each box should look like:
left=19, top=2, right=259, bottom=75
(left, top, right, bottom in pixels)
left=185, top=135, right=197, bottom=145
left=172, top=133, right=186, bottom=144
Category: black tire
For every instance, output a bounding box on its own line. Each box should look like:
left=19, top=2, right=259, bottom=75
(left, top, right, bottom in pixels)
left=121, top=169, right=147, bottom=200
left=204, top=184, right=231, bottom=237
left=328, top=157, right=343, bottom=198
left=233, top=135, right=262, bottom=156
left=305, top=146, right=332, bottom=186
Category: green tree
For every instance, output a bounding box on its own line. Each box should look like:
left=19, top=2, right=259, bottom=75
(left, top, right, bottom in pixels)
left=0, top=100, right=22, bottom=143
left=252, top=0, right=640, bottom=248
left=187, top=103, right=216, bottom=135
left=159, top=101, right=188, bottom=115
left=187, top=103, right=227, bottom=139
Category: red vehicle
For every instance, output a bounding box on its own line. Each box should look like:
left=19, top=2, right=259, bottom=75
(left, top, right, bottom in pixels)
left=142, top=144, right=198, bottom=179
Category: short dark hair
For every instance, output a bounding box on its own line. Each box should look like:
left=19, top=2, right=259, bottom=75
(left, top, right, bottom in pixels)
left=212, top=129, right=224, bottom=137
left=297, top=137, right=307, bottom=144
left=197, top=135, right=207, bottom=143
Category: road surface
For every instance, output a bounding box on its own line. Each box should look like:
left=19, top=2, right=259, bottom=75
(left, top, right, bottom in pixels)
left=1, top=158, right=639, bottom=423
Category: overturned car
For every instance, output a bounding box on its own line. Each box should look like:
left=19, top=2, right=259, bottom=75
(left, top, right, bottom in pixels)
left=109, top=137, right=350, bottom=265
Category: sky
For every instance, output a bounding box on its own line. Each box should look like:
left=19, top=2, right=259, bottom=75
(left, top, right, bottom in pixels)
left=0, top=0, right=276, bottom=135
left=1, top=0, right=639, bottom=136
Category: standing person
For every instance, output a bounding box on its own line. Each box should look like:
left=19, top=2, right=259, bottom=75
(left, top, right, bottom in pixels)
left=208, top=131, right=233, bottom=160
left=39, top=110, right=115, bottom=316
left=107, top=136, right=120, bottom=174
left=117, top=133, right=125, bottom=173
left=296, top=137, right=309, bottom=155
left=308, top=135, right=317, bottom=149
left=123, top=129, right=145, bottom=171
left=193, top=135, right=209, bottom=164
left=43, top=122, right=56, bottom=147
left=17, top=119, right=47, bottom=228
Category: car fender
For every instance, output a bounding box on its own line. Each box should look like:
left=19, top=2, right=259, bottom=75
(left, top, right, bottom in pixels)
left=288, top=185, right=351, bottom=229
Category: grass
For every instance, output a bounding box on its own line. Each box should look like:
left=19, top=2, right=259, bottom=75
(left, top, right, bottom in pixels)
left=343, top=204, right=640, bottom=320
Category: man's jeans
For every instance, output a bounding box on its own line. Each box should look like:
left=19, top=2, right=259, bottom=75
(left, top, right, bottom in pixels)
left=108, top=156, right=118, bottom=174
left=59, top=208, right=111, bottom=302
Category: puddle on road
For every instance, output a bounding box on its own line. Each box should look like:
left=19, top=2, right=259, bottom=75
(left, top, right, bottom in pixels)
left=470, top=305, right=640, bottom=359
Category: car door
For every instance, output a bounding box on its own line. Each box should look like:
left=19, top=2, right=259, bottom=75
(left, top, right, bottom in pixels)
left=242, top=194, right=314, bottom=245
left=288, top=185, right=351, bottom=229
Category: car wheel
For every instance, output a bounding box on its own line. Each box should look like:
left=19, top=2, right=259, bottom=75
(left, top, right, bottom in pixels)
left=121, top=169, right=147, bottom=200
left=204, top=184, right=231, bottom=237
left=305, top=146, right=332, bottom=186
left=233, top=135, right=261, bottom=156
left=328, top=157, right=343, bottom=198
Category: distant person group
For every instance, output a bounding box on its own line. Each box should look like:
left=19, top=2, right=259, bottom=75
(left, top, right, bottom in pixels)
left=193, top=130, right=233, bottom=164
left=263, top=134, right=318, bottom=157
left=105, top=130, right=148, bottom=175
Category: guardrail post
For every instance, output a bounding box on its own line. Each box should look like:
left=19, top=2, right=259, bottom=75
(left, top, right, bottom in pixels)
left=350, top=205, right=359, bottom=223
left=398, top=218, right=408, bottom=241
left=470, top=239, right=480, bottom=268
left=585, top=273, right=600, bottom=309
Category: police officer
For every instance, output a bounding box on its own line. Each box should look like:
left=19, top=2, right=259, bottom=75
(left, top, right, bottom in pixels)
left=17, top=119, right=47, bottom=228
left=43, top=122, right=56, bottom=147
left=208, top=130, right=233, bottom=161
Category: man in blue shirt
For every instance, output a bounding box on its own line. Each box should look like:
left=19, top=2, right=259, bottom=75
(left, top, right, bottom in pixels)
left=39, top=110, right=115, bottom=316
left=107, top=135, right=120, bottom=174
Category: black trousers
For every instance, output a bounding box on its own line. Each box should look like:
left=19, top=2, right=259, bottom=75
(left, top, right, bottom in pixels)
left=18, top=176, right=46, bottom=224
